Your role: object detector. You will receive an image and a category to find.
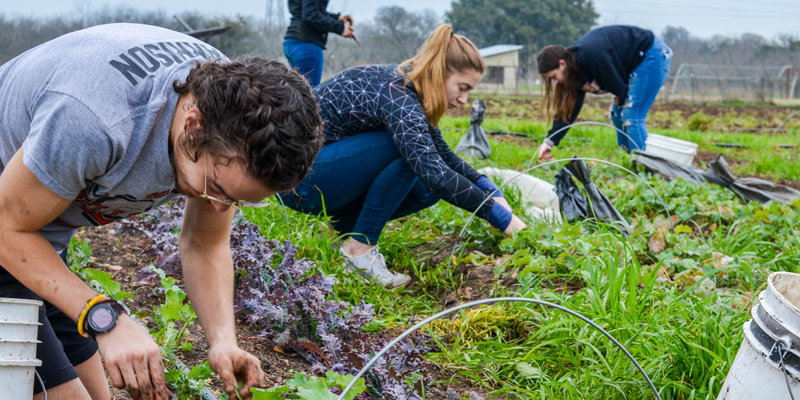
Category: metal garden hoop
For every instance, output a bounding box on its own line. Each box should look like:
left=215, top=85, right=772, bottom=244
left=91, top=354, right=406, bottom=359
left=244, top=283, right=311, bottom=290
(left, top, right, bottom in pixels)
left=531, top=121, right=645, bottom=166
left=275, top=193, right=290, bottom=225
left=773, top=109, right=800, bottom=136
left=336, top=297, right=662, bottom=400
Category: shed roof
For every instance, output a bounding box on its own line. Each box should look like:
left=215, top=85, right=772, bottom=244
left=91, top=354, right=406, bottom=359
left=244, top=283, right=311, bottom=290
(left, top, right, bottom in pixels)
left=479, top=44, right=524, bottom=58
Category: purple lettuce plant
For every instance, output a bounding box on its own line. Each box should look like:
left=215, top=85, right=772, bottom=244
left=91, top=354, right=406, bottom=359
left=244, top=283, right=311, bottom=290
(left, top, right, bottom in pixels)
left=119, top=200, right=433, bottom=399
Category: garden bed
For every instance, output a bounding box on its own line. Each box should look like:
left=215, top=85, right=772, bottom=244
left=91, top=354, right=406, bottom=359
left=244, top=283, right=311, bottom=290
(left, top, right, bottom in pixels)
left=81, top=222, right=486, bottom=400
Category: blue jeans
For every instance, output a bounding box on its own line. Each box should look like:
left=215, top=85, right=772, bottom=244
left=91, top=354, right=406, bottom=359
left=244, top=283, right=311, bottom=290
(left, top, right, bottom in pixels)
left=609, top=36, right=672, bottom=152
left=279, top=132, right=440, bottom=245
left=283, top=38, right=324, bottom=87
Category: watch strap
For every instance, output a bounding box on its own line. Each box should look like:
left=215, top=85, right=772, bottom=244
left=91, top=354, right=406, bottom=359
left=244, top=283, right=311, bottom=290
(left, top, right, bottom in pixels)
left=77, top=295, right=110, bottom=338
left=97, top=298, right=128, bottom=315
left=84, top=299, right=127, bottom=339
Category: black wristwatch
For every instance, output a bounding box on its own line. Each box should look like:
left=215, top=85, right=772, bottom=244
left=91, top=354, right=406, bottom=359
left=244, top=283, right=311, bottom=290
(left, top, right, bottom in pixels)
left=84, top=300, right=127, bottom=339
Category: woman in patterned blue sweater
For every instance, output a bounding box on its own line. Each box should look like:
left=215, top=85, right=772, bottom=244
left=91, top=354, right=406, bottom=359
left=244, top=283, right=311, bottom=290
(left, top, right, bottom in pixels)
left=280, top=25, right=527, bottom=287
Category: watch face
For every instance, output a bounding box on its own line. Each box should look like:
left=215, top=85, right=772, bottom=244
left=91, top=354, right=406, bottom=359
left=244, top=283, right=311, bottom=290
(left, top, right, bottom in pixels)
left=90, top=305, right=115, bottom=331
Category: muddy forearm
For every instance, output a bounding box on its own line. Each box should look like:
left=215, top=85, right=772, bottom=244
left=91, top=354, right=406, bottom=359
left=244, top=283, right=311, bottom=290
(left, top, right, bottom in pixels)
left=0, top=230, right=96, bottom=319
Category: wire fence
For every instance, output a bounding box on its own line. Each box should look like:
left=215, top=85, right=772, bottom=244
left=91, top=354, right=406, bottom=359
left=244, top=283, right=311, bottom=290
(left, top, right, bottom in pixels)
left=668, top=64, right=798, bottom=102
left=479, top=62, right=800, bottom=103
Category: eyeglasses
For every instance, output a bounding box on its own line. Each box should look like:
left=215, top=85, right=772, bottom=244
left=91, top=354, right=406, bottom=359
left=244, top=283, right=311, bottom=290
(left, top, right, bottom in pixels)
left=199, top=159, right=271, bottom=210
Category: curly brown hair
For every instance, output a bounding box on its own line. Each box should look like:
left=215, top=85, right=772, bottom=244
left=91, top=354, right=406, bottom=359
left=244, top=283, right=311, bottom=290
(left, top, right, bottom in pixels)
left=173, top=57, right=323, bottom=192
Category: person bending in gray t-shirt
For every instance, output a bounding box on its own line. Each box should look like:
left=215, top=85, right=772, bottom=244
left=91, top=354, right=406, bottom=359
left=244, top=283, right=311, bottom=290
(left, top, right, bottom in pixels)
left=0, top=24, right=322, bottom=400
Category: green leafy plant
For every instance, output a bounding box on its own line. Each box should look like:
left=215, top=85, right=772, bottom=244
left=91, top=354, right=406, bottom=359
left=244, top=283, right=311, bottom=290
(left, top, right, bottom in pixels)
left=147, top=266, right=208, bottom=398
left=688, top=111, right=712, bottom=131
left=251, top=371, right=366, bottom=400
left=165, top=362, right=215, bottom=400
left=150, top=266, right=197, bottom=352
left=68, top=236, right=131, bottom=301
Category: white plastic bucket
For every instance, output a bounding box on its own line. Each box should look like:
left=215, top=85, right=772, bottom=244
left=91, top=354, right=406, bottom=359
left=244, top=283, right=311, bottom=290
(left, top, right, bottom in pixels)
left=0, top=297, right=43, bottom=400
left=717, top=272, right=800, bottom=399
left=0, top=298, right=42, bottom=323
left=0, top=322, right=41, bottom=342
left=644, top=134, right=698, bottom=166
left=0, top=359, right=43, bottom=400
left=477, top=167, right=560, bottom=222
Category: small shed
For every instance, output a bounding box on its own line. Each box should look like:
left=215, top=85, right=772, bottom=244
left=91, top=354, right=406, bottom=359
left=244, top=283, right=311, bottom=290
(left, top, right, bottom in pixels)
left=476, top=44, right=524, bottom=94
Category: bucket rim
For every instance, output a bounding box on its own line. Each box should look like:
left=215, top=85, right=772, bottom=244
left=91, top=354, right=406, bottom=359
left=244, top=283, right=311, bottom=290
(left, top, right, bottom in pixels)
left=646, top=133, right=699, bottom=148
left=768, top=272, right=800, bottom=315
left=645, top=142, right=697, bottom=154
left=0, top=359, right=43, bottom=367
left=0, top=321, right=42, bottom=326
left=0, top=339, right=41, bottom=344
left=0, top=297, right=43, bottom=307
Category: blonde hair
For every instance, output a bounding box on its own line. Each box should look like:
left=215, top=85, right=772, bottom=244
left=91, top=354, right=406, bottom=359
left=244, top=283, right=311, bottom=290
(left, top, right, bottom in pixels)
left=398, top=24, right=484, bottom=127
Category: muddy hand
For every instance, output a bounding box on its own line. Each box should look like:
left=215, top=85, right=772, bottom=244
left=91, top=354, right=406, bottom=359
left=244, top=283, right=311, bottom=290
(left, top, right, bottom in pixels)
left=209, top=343, right=264, bottom=400
left=98, top=315, right=168, bottom=400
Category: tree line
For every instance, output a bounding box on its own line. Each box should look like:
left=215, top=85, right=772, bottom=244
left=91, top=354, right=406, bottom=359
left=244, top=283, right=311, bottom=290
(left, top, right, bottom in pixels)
left=3, top=1, right=800, bottom=80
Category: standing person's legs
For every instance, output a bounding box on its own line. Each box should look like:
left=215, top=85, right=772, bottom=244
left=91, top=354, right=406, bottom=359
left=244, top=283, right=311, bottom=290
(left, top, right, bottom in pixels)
left=609, top=102, right=628, bottom=150
left=282, top=38, right=324, bottom=87
left=618, top=36, right=673, bottom=152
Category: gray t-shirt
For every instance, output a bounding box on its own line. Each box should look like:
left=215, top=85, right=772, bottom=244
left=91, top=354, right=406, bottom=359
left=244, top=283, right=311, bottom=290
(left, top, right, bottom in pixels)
left=0, top=23, right=227, bottom=252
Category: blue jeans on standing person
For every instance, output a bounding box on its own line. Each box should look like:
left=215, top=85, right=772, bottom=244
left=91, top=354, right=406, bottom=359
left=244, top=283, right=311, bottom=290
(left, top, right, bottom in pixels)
left=609, top=36, right=673, bottom=152
left=278, top=132, right=440, bottom=245
left=283, top=37, right=324, bottom=87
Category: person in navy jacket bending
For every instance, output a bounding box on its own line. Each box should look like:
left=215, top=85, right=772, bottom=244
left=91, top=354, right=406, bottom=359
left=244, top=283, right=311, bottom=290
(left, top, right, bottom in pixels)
left=537, top=26, right=673, bottom=160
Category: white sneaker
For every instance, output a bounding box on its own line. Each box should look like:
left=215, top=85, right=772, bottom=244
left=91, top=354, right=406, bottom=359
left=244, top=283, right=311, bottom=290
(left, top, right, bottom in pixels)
left=341, top=246, right=411, bottom=288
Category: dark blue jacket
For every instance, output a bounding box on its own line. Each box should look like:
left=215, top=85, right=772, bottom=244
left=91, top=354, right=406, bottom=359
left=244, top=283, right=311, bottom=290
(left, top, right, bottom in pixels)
left=548, top=26, right=655, bottom=145
left=285, top=0, right=344, bottom=49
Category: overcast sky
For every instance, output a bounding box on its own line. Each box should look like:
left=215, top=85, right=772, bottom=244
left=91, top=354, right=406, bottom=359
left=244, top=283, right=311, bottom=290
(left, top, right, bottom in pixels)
left=3, top=0, right=800, bottom=40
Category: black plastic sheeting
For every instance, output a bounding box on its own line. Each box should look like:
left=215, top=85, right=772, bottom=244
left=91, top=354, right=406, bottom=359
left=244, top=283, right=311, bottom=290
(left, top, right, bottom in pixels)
left=632, top=150, right=800, bottom=204
left=631, top=150, right=706, bottom=184
left=704, top=156, right=800, bottom=204
left=554, top=168, right=591, bottom=222
left=454, top=99, right=492, bottom=159
left=554, top=158, right=631, bottom=234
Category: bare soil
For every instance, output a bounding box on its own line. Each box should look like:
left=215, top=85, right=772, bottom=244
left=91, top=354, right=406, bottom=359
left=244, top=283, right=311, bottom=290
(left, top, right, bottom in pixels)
left=693, top=151, right=746, bottom=168
left=406, top=237, right=520, bottom=309
left=490, top=133, right=538, bottom=148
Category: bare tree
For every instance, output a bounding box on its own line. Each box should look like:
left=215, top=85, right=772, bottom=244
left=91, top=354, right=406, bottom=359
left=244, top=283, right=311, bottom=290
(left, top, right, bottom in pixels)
left=320, top=6, right=441, bottom=78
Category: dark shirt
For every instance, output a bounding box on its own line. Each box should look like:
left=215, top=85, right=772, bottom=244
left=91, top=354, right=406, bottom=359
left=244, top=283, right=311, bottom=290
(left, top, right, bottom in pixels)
left=315, top=64, right=499, bottom=221
left=285, top=0, right=344, bottom=49
left=548, top=25, right=655, bottom=145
